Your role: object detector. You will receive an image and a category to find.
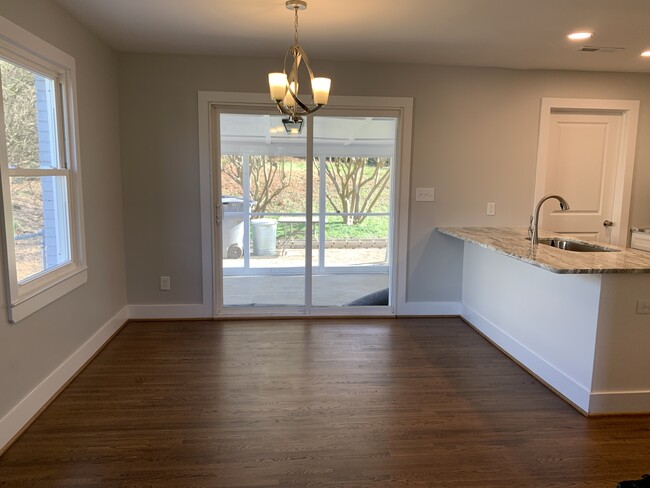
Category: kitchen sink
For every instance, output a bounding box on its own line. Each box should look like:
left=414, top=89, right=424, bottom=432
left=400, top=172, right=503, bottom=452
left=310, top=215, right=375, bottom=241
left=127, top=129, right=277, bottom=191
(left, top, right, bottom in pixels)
left=536, top=238, right=619, bottom=253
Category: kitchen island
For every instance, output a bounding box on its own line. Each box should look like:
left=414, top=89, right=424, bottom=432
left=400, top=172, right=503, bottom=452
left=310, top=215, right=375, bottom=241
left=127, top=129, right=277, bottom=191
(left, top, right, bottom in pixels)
left=438, top=227, right=650, bottom=415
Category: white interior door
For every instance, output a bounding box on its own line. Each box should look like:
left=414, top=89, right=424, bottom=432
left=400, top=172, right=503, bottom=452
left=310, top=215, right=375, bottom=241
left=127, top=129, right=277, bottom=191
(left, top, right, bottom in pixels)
left=534, top=98, right=640, bottom=248
left=540, top=111, right=622, bottom=243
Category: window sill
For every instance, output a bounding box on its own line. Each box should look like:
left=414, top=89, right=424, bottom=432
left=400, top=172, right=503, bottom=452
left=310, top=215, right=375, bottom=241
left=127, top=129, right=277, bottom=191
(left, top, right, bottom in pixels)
left=9, top=266, right=88, bottom=323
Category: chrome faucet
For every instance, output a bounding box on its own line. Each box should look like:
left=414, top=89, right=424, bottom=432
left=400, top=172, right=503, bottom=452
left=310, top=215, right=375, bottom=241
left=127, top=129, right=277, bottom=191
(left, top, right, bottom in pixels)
left=529, top=194, right=570, bottom=246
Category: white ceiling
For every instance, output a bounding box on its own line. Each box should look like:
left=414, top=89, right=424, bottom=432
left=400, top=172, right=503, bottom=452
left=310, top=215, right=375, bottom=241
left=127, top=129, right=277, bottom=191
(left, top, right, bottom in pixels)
left=52, top=0, right=650, bottom=73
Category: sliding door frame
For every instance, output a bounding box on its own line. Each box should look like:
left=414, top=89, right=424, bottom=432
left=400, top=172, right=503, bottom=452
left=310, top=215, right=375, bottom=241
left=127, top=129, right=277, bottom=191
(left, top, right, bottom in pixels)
left=198, top=92, right=413, bottom=317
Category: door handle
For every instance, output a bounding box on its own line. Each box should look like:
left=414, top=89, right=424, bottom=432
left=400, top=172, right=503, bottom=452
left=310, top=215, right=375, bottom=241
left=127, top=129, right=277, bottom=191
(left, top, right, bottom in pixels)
left=216, top=203, right=224, bottom=224
left=603, top=220, right=613, bottom=227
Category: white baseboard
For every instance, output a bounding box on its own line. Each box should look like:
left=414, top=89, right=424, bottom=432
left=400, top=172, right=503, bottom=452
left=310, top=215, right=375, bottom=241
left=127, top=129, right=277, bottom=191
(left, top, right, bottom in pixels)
left=129, top=302, right=461, bottom=319
left=128, top=304, right=211, bottom=320
left=588, top=390, right=650, bottom=415
left=461, top=304, right=592, bottom=413
left=397, top=301, right=461, bottom=316
left=0, top=305, right=129, bottom=453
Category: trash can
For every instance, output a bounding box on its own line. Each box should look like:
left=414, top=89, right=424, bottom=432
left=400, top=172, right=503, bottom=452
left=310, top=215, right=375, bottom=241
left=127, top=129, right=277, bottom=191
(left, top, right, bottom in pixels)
left=221, top=196, right=247, bottom=259
left=251, top=218, right=277, bottom=256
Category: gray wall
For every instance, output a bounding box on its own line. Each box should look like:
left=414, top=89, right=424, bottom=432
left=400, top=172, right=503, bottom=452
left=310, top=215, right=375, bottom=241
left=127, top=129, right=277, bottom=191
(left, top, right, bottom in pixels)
left=118, top=53, right=650, bottom=306
left=0, top=0, right=127, bottom=417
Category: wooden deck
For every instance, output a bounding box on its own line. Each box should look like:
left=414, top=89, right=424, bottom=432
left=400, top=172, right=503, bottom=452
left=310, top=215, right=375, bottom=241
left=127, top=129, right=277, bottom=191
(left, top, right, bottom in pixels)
left=1, top=317, right=649, bottom=487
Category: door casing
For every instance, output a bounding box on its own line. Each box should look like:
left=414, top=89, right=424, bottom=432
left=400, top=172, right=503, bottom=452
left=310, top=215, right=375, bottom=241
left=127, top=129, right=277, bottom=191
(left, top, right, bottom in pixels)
left=197, top=92, right=414, bottom=318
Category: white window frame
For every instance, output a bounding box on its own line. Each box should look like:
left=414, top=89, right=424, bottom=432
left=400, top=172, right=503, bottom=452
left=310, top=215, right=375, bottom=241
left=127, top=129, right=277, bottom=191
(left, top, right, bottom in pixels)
left=0, top=15, right=87, bottom=323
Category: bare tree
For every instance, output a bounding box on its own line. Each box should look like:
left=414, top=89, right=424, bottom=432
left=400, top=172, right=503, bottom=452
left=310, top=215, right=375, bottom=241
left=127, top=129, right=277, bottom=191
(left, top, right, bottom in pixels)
left=1, top=60, right=39, bottom=169
left=0, top=59, right=43, bottom=235
left=319, top=157, right=391, bottom=225
left=221, top=155, right=293, bottom=214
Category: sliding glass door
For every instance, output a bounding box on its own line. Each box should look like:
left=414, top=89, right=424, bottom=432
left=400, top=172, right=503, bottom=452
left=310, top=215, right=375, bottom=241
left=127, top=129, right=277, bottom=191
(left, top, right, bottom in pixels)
left=215, top=110, right=397, bottom=315
left=311, top=116, right=395, bottom=307
left=218, top=113, right=307, bottom=308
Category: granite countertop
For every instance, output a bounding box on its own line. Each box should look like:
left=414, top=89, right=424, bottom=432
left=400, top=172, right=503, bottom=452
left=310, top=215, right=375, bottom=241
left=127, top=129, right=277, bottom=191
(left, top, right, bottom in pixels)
left=631, top=227, right=650, bottom=234
left=437, top=227, right=650, bottom=274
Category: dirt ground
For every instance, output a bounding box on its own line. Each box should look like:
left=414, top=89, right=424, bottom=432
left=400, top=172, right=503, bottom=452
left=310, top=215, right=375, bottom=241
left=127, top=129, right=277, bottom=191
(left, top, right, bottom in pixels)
left=15, top=240, right=44, bottom=281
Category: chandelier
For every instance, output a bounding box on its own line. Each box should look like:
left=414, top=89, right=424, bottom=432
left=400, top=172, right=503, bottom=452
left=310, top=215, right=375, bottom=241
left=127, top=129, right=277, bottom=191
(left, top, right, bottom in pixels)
left=268, top=0, right=331, bottom=134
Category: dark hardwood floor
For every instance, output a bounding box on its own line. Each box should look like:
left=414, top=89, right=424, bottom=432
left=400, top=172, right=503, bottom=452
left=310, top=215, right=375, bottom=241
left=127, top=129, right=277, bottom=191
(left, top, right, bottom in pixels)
left=1, top=318, right=649, bottom=487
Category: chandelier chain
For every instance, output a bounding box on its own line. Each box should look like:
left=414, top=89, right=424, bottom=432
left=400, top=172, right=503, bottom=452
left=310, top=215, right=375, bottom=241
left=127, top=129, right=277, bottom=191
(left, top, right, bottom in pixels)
left=294, top=7, right=299, bottom=45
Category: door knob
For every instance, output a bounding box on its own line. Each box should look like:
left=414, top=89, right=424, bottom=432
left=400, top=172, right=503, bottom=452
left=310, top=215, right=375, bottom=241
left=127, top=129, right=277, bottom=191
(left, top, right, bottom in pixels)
left=603, top=220, right=613, bottom=227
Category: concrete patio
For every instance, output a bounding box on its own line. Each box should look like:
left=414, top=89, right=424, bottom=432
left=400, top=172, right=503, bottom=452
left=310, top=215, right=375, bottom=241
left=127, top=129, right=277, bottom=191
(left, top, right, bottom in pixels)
left=223, top=272, right=389, bottom=307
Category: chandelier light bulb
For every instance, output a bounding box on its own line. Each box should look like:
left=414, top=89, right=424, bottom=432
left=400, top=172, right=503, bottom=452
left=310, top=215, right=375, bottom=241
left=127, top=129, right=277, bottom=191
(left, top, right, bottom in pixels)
left=312, top=77, right=331, bottom=105
left=283, top=81, right=298, bottom=108
left=268, top=73, right=288, bottom=100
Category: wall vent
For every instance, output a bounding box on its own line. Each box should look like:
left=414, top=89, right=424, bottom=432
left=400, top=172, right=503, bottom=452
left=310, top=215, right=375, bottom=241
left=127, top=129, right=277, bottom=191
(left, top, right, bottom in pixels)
left=577, top=46, right=625, bottom=53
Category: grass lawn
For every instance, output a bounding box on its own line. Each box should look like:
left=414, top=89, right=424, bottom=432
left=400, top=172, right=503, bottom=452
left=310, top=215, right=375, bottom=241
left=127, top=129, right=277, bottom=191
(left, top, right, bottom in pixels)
left=273, top=215, right=389, bottom=241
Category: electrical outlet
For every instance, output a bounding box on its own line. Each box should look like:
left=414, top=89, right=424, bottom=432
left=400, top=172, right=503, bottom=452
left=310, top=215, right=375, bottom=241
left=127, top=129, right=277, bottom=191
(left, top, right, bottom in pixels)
left=160, top=276, right=171, bottom=291
left=636, top=300, right=650, bottom=314
left=487, top=202, right=496, bottom=216
left=415, top=187, right=435, bottom=202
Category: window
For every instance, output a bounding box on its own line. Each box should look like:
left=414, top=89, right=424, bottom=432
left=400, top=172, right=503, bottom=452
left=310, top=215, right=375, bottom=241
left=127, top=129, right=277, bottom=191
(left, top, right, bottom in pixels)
left=0, top=16, right=86, bottom=322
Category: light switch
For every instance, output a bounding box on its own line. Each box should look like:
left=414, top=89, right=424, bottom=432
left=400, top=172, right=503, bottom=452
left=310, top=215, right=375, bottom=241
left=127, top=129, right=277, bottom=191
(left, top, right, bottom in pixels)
left=487, top=202, right=496, bottom=216
left=415, top=187, right=435, bottom=202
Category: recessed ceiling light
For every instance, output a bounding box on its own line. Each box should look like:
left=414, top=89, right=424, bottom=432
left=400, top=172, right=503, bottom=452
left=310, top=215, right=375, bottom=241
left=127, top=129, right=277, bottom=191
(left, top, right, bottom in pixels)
left=568, top=32, right=594, bottom=41
left=642, top=50, right=650, bottom=57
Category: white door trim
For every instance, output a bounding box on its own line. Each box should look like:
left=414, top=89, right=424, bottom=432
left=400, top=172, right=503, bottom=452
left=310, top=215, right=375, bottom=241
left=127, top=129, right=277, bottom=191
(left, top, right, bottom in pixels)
left=534, top=97, right=640, bottom=247
left=197, top=92, right=413, bottom=317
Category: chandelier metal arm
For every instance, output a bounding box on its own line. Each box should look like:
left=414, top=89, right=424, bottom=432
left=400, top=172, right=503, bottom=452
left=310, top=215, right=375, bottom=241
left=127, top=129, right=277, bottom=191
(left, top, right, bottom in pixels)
left=285, top=44, right=315, bottom=81
left=274, top=100, right=324, bottom=119
left=279, top=44, right=323, bottom=119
